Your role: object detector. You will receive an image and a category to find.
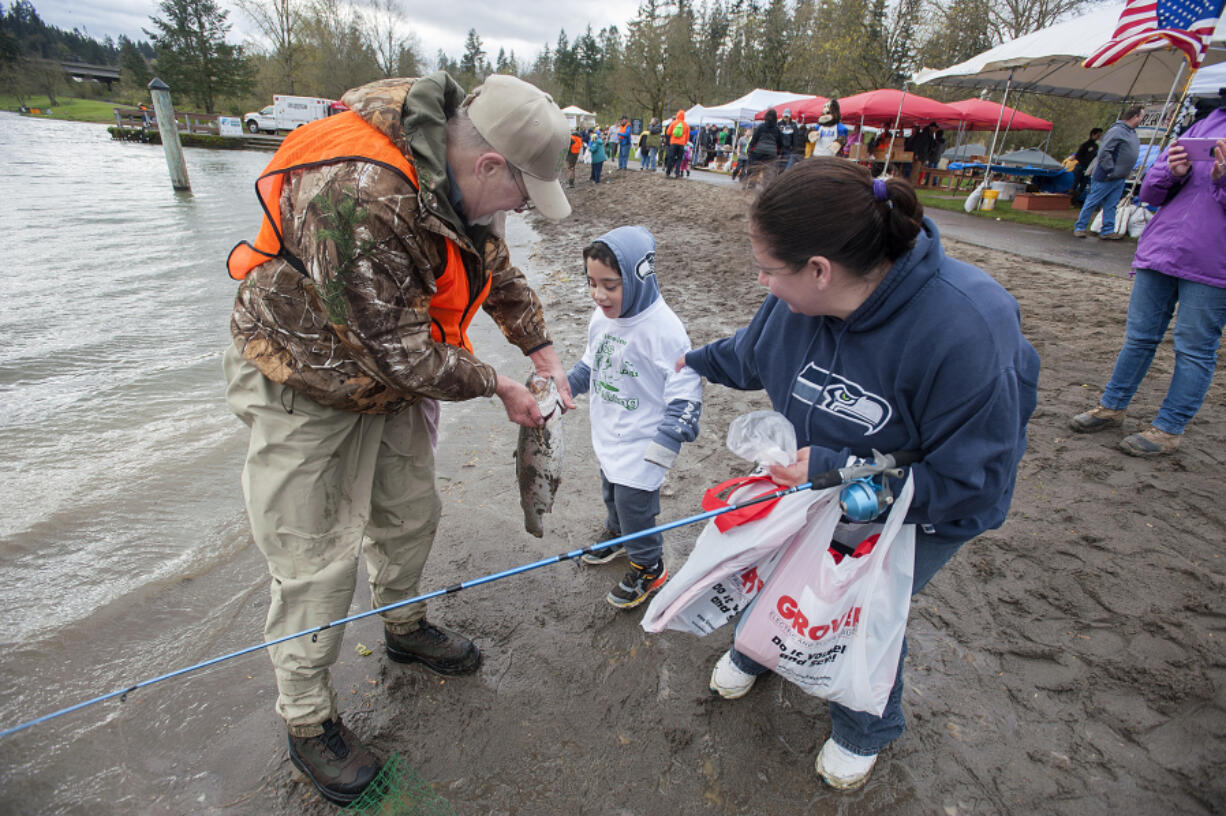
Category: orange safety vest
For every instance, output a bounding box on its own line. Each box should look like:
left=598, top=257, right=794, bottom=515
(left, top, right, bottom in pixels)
left=569, top=134, right=582, bottom=154
left=227, top=110, right=491, bottom=353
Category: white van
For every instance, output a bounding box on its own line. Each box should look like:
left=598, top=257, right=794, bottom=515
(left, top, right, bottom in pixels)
left=243, top=95, right=337, bottom=134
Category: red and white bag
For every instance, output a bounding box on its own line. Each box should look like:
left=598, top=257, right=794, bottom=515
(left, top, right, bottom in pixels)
left=734, top=475, right=915, bottom=716
left=641, top=475, right=841, bottom=635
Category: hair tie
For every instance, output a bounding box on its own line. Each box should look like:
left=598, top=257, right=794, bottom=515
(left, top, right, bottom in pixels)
left=872, top=177, right=892, bottom=208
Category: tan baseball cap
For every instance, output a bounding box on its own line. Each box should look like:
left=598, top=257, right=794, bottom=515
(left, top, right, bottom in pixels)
left=463, top=75, right=572, bottom=220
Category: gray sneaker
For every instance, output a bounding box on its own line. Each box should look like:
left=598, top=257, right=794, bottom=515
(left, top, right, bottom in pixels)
left=1069, top=405, right=1125, bottom=433
left=581, top=528, right=626, bottom=565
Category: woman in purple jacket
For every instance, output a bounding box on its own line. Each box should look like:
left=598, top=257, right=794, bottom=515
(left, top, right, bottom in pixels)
left=1069, top=108, right=1226, bottom=455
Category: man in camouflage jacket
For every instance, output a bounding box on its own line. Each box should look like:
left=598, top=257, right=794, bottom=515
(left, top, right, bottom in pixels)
left=223, top=72, right=574, bottom=805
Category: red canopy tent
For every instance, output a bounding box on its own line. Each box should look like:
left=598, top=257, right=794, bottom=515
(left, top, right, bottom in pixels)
left=837, top=89, right=963, bottom=127
left=754, top=96, right=830, bottom=123
left=946, top=98, right=1051, bottom=131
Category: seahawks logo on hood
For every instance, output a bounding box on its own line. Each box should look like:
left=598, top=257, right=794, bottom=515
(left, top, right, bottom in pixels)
left=792, top=363, right=891, bottom=435
left=635, top=251, right=656, bottom=281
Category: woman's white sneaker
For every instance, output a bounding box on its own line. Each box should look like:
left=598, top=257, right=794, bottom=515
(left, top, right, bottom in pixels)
left=709, top=650, right=757, bottom=699
left=815, top=738, right=877, bottom=790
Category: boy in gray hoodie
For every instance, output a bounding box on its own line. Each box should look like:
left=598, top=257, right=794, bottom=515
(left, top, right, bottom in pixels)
left=566, top=226, right=703, bottom=608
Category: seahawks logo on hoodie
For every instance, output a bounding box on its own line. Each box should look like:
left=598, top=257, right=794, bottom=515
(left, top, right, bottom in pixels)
left=792, top=363, right=891, bottom=435
left=635, top=251, right=656, bottom=281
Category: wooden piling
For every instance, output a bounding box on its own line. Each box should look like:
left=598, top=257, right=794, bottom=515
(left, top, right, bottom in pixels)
left=147, top=77, right=191, bottom=192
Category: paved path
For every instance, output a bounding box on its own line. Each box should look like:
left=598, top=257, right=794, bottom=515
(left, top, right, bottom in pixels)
left=680, top=165, right=1138, bottom=279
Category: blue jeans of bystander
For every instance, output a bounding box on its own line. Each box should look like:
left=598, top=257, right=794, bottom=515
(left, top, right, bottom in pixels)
left=1100, top=268, right=1226, bottom=435
left=1074, top=177, right=1127, bottom=235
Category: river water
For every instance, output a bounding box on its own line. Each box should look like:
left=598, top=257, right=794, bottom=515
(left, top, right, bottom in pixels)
left=0, top=113, right=540, bottom=813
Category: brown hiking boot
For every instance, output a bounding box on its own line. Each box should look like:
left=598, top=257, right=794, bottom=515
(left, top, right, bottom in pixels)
left=288, top=718, right=380, bottom=806
left=385, top=620, right=481, bottom=675
left=1069, top=405, right=1126, bottom=433
left=1119, top=426, right=1181, bottom=457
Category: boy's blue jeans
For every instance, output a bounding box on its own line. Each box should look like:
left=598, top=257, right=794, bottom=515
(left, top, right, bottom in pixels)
left=1100, top=268, right=1226, bottom=435
left=618, top=143, right=630, bottom=169
left=729, top=533, right=964, bottom=756
left=600, top=472, right=662, bottom=567
left=1074, top=177, right=1126, bottom=235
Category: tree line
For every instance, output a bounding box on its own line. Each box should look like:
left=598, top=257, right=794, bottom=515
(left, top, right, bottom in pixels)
left=2, top=0, right=1112, bottom=156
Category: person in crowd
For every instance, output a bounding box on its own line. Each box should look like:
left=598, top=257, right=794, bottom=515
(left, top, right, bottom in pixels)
left=223, top=72, right=576, bottom=806
left=732, top=128, right=751, bottom=180
left=812, top=99, right=849, bottom=157
left=589, top=127, right=608, bottom=183
left=1074, top=105, right=1144, bottom=240
left=640, top=118, right=660, bottom=171
left=617, top=115, right=632, bottom=171
left=747, top=108, right=782, bottom=186
left=567, top=226, right=702, bottom=608
left=778, top=108, right=802, bottom=170
left=911, top=123, right=937, bottom=168
left=665, top=109, right=690, bottom=178
left=676, top=158, right=1038, bottom=791
left=567, top=127, right=583, bottom=188
left=929, top=128, right=945, bottom=168
left=1070, top=127, right=1104, bottom=206
left=1068, top=113, right=1226, bottom=456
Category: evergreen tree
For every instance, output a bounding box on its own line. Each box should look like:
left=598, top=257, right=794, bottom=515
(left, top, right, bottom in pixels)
left=145, top=0, right=253, bottom=112
left=457, top=28, right=485, bottom=88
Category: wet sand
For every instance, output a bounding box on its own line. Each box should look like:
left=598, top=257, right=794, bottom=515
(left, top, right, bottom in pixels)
left=12, top=166, right=1222, bottom=816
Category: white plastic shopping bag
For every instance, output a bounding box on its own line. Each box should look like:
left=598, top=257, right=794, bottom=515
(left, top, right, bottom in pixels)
left=641, top=476, right=839, bottom=634
left=734, top=475, right=915, bottom=716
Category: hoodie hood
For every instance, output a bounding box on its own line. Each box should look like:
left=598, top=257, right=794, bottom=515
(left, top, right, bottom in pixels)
left=594, top=225, right=660, bottom=318
left=842, top=217, right=942, bottom=332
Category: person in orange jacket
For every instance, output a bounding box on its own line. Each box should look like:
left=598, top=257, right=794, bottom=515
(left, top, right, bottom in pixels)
left=665, top=109, right=690, bottom=178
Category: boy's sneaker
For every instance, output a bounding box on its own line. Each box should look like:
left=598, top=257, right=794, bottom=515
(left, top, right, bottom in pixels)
left=709, top=649, right=757, bottom=699
left=606, top=560, right=667, bottom=609
left=288, top=717, right=381, bottom=806
left=1119, top=425, right=1181, bottom=456
left=815, top=738, right=877, bottom=791
left=580, top=528, right=626, bottom=565
left=1068, top=404, right=1125, bottom=433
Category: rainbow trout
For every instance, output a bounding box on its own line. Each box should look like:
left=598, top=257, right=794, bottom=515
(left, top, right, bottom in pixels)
left=516, top=374, right=565, bottom=537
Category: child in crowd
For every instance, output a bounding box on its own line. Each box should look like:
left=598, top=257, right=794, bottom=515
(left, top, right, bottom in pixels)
left=588, top=130, right=607, bottom=184
left=567, top=226, right=703, bottom=609
left=680, top=142, right=693, bottom=176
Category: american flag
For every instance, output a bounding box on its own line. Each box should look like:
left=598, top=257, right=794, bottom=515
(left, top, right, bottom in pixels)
left=1083, top=0, right=1225, bottom=69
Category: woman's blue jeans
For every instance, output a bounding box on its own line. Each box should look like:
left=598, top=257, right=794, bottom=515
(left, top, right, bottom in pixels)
left=729, top=533, right=963, bottom=756
left=1100, top=268, right=1226, bottom=435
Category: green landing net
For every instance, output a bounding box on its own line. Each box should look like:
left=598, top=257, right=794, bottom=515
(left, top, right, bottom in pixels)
left=341, top=753, right=457, bottom=816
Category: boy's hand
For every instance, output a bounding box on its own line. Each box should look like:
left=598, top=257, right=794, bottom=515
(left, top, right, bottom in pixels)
left=674, top=356, right=688, bottom=373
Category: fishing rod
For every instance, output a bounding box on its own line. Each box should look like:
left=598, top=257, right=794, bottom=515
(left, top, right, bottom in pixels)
left=0, top=450, right=918, bottom=741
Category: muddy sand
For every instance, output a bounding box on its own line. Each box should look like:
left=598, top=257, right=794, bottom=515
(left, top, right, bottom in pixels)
left=19, top=167, right=1224, bottom=816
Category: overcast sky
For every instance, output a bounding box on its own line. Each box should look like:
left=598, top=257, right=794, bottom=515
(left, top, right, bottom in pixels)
left=32, top=0, right=643, bottom=66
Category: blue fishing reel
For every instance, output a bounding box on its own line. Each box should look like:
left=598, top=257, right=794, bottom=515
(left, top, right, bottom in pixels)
left=839, top=475, right=892, bottom=522
left=833, top=450, right=910, bottom=522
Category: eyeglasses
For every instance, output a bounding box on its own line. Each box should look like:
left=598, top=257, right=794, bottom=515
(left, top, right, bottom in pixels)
left=507, top=164, right=534, bottom=211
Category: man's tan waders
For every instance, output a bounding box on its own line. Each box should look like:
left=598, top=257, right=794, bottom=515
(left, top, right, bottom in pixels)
left=224, top=344, right=440, bottom=735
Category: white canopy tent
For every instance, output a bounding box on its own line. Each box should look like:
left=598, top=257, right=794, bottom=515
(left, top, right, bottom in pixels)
left=914, top=3, right=1226, bottom=102
left=1189, top=60, right=1226, bottom=96
left=687, top=89, right=816, bottom=124
left=681, top=104, right=738, bottom=126
left=560, top=105, right=596, bottom=128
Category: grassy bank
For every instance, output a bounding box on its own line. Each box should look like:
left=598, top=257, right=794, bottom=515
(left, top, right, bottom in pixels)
left=916, top=189, right=1079, bottom=231
left=1, top=95, right=120, bottom=124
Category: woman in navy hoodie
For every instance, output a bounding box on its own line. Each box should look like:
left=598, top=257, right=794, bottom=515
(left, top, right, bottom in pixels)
left=680, top=158, right=1040, bottom=791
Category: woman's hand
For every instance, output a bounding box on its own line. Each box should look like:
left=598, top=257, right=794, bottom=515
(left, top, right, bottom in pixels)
left=1212, top=138, right=1226, bottom=185
left=767, top=446, right=810, bottom=487
left=1168, top=143, right=1191, bottom=178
